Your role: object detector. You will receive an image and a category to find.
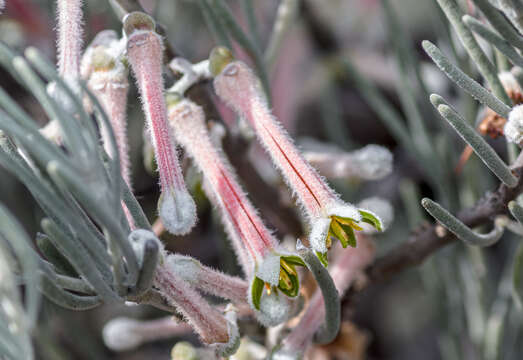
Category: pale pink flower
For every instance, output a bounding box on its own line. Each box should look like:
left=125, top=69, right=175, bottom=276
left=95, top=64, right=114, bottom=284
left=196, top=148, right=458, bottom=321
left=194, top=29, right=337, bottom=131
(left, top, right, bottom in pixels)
left=167, top=97, right=304, bottom=317
left=125, top=12, right=196, bottom=235
left=82, top=33, right=136, bottom=228
left=83, top=33, right=131, bottom=187
left=212, top=51, right=382, bottom=262
left=165, top=253, right=248, bottom=305
left=130, top=230, right=239, bottom=355
left=56, top=0, right=83, bottom=84
left=154, top=261, right=240, bottom=355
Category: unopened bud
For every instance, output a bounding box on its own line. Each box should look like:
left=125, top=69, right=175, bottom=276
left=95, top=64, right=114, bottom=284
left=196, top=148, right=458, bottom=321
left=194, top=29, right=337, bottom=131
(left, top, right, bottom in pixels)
left=123, top=11, right=156, bottom=37
left=209, top=46, right=234, bottom=76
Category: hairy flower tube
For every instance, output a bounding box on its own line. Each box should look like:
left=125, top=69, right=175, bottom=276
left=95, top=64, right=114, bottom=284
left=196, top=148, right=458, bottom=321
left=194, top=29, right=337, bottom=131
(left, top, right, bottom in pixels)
left=274, top=235, right=375, bottom=359
left=45, top=0, right=84, bottom=130
left=130, top=230, right=239, bottom=355
left=211, top=48, right=382, bottom=263
left=165, top=253, right=249, bottom=306
left=124, top=12, right=196, bottom=235
left=56, top=0, right=83, bottom=84
left=83, top=32, right=131, bottom=187
left=167, top=96, right=305, bottom=316
left=154, top=263, right=239, bottom=355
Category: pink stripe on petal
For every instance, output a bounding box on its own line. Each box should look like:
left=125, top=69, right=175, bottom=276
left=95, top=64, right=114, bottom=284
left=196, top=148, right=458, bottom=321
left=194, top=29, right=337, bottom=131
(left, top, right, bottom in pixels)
left=214, top=61, right=339, bottom=221
left=169, top=100, right=278, bottom=266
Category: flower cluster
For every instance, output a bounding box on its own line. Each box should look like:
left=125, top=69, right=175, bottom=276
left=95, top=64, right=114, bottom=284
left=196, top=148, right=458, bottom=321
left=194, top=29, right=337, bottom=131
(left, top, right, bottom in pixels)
left=167, top=95, right=304, bottom=322
left=32, top=3, right=389, bottom=358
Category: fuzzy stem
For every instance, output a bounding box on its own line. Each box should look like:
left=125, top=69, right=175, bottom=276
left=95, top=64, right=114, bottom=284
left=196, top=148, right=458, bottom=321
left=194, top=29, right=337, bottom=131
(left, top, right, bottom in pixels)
left=127, top=31, right=183, bottom=191
left=279, top=236, right=375, bottom=356
left=91, top=74, right=131, bottom=188
left=88, top=63, right=134, bottom=228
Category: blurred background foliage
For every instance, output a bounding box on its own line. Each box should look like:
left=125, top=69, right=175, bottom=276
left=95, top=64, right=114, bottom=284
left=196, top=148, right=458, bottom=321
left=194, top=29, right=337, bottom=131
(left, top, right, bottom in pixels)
left=1, top=0, right=523, bottom=359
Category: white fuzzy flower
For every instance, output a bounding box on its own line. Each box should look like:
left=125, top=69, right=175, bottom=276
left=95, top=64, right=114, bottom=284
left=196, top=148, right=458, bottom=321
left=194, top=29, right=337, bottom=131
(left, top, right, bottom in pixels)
left=504, top=105, right=523, bottom=145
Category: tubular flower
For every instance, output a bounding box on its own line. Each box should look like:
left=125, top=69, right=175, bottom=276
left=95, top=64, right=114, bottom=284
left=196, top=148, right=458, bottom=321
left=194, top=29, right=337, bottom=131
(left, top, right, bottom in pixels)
left=155, top=258, right=240, bottom=356
left=82, top=32, right=136, bottom=228
left=83, top=32, right=131, bottom=187
left=211, top=48, right=382, bottom=264
left=165, top=253, right=249, bottom=306
left=167, top=96, right=304, bottom=315
left=56, top=0, right=83, bottom=84
left=124, top=12, right=196, bottom=235
left=131, top=230, right=239, bottom=356
left=47, top=0, right=84, bottom=118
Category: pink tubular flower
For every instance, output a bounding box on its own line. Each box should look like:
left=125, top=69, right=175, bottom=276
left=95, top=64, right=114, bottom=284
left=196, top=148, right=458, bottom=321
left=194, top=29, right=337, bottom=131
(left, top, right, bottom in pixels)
left=47, top=0, right=83, bottom=118
left=211, top=48, right=381, bottom=263
left=56, top=0, right=83, bottom=84
left=277, top=235, right=375, bottom=358
left=154, top=259, right=240, bottom=355
left=83, top=32, right=131, bottom=187
left=165, top=253, right=249, bottom=306
left=82, top=32, right=136, bottom=228
left=167, top=96, right=304, bottom=315
left=124, top=12, right=196, bottom=235
left=128, top=230, right=239, bottom=355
